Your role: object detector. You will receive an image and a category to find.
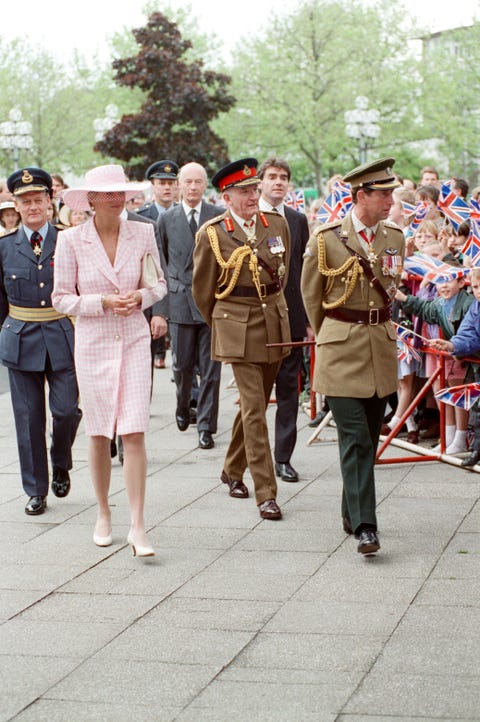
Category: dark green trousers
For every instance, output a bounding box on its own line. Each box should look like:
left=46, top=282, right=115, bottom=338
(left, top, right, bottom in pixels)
left=327, top=394, right=387, bottom=534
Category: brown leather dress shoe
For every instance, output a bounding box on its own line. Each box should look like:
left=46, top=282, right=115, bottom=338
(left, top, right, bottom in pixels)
left=406, top=430, right=419, bottom=444
left=221, top=471, right=248, bottom=498
left=258, top=499, right=282, bottom=520
left=342, top=516, right=353, bottom=534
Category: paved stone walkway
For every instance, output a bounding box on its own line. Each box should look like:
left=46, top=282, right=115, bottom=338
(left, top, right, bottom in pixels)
left=1, top=356, right=479, bottom=721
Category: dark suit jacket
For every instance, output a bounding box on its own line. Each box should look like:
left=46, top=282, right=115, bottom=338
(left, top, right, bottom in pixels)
left=0, top=223, right=75, bottom=371
left=157, top=201, right=223, bottom=323
left=283, top=205, right=310, bottom=338
left=127, top=209, right=167, bottom=319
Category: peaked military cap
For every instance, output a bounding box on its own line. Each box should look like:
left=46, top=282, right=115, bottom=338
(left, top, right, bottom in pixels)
left=212, top=157, right=261, bottom=192
left=145, top=160, right=179, bottom=180
left=343, top=156, right=400, bottom=191
left=7, top=167, right=53, bottom=196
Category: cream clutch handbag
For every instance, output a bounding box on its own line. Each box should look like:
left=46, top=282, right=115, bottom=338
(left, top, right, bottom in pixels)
left=140, top=252, right=161, bottom=289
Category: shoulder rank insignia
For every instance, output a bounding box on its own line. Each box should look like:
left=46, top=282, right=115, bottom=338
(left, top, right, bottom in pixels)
left=259, top=212, right=269, bottom=228
left=224, top=216, right=234, bottom=232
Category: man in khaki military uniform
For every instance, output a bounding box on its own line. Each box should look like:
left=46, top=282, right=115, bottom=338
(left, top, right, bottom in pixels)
left=301, top=157, right=404, bottom=554
left=192, top=158, right=291, bottom=520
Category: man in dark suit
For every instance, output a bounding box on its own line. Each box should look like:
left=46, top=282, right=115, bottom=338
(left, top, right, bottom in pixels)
left=137, top=160, right=178, bottom=368
left=157, top=162, right=223, bottom=449
left=0, top=167, right=82, bottom=514
left=258, top=158, right=310, bottom=482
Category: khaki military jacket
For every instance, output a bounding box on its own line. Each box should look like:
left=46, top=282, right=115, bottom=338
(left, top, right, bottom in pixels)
left=192, top=209, right=291, bottom=363
left=301, top=212, right=405, bottom=398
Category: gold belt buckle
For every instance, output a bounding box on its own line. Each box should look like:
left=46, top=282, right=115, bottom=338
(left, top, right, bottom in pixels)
left=369, top=308, right=379, bottom=325
left=259, top=283, right=267, bottom=299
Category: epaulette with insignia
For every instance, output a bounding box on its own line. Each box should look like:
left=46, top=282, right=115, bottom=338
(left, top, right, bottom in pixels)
left=317, top=220, right=343, bottom=232
left=204, top=212, right=227, bottom=228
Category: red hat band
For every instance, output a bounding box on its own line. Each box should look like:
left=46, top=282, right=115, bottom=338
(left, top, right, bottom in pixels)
left=219, top=166, right=258, bottom=191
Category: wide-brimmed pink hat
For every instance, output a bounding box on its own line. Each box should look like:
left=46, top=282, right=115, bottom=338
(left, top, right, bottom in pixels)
left=62, top=164, right=150, bottom=211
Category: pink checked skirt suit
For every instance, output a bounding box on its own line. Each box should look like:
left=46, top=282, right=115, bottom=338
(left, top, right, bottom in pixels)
left=52, top=218, right=167, bottom=438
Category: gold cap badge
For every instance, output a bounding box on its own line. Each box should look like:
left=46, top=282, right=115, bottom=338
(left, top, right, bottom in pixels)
left=22, top=169, right=33, bottom=184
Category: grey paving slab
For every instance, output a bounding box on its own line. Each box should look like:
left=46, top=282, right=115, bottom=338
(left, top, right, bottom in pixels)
left=141, top=596, right=280, bottom=632
left=375, top=633, right=480, bottom=677
left=230, top=632, right=385, bottom=673
left=294, top=568, right=421, bottom=604
left=397, top=604, right=480, bottom=639
left=343, top=669, right=480, bottom=719
left=150, top=525, right=249, bottom=550
left=415, top=577, right=480, bottom=606
left=0, top=561, right=89, bottom=592
left=13, top=700, right=183, bottom=722
left=263, top=599, right=403, bottom=637
left=95, top=623, right=252, bottom=666
left=176, top=706, right=336, bottom=722
left=183, top=678, right=353, bottom=716
left=0, top=589, right=45, bottom=622
left=173, top=568, right=311, bottom=601
left=235, top=525, right=345, bottom=552
left=0, top=654, right=79, bottom=722
left=44, top=658, right=219, bottom=708
left=15, top=590, right=161, bottom=624
left=0, top=618, right=126, bottom=658
left=204, top=548, right=323, bottom=577
left=337, top=717, right=476, bottom=722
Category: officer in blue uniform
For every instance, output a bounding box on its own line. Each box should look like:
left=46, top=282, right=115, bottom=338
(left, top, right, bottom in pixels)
left=136, top=160, right=179, bottom=221
left=0, top=167, right=82, bottom=515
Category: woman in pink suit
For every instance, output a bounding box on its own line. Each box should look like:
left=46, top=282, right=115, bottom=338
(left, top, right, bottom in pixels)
left=52, top=165, right=167, bottom=557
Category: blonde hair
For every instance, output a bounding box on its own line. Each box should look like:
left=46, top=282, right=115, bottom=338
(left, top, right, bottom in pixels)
left=415, top=219, right=439, bottom=238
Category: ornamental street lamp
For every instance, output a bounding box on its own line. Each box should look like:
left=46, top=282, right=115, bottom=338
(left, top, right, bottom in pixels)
left=0, top=108, right=33, bottom=171
left=344, top=96, right=380, bottom=165
left=93, top=104, right=119, bottom=143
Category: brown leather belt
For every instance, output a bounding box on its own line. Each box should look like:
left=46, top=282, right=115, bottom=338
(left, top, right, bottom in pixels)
left=325, top=306, right=391, bottom=325
left=220, top=283, right=281, bottom=298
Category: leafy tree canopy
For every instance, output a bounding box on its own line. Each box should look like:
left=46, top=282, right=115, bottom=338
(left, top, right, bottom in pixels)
left=95, top=11, right=236, bottom=178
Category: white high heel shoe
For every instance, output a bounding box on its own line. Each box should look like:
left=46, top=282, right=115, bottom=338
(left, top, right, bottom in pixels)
left=93, top=532, right=113, bottom=547
left=127, top=531, right=155, bottom=557
left=93, top=518, right=112, bottom=547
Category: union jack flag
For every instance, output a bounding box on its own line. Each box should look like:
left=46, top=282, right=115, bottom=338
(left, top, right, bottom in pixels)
left=462, top=199, right=480, bottom=267
left=285, top=189, right=305, bottom=213
left=435, top=382, right=480, bottom=411
left=437, top=180, right=470, bottom=231
left=404, top=202, right=429, bottom=239
left=316, top=181, right=352, bottom=224
left=396, top=325, right=423, bottom=364
left=403, top=251, right=445, bottom=280
left=400, top=200, right=416, bottom=218
left=427, top=264, right=469, bottom=284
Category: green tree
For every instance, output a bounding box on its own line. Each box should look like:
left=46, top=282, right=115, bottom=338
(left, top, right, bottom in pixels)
left=96, top=11, right=236, bottom=177
left=417, top=21, right=480, bottom=186
left=219, top=0, right=422, bottom=192
left=0, top=39, right=126, bottom=177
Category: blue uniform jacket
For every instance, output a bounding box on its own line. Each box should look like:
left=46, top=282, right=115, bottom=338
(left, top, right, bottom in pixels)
left=450, top=299, right=480, bottom=357
left=0, top=224, right=75, bottom=371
